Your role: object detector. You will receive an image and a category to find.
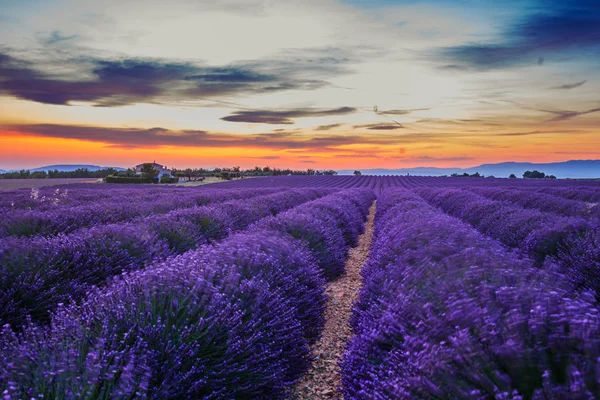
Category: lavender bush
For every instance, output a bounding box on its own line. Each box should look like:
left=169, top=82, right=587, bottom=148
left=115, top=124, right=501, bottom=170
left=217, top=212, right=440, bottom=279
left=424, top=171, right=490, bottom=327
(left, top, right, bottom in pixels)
left=343, top=189, right=600, bottom=399
left=0, top=188, right=333, bottom=328
left=0, top=188, right=375, bottom=398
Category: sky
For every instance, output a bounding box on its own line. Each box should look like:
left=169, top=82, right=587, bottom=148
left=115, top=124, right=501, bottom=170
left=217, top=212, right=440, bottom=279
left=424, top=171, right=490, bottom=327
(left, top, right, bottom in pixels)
left=0, top=0, right=599, bottom=170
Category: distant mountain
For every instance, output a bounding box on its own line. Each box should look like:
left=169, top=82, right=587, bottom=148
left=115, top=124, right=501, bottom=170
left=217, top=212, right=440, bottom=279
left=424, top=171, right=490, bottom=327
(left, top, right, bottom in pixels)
left=0, top=169, right=5, bottom=174
left=339, top=160, right=600, bottom=179
left=29, top=164, right=126, bottom=172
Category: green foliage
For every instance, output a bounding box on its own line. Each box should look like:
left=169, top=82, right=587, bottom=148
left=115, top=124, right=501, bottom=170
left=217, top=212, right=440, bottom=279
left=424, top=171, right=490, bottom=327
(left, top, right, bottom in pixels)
left=451, top=172, right=482, bottom=178
left=353, top=170, right=362, bottom=176
left=523, top=170, right=557, bottom=179
left=105, top=175, right=157, bottom=184
left=140, top=163, right=159, bottom=179
left=509, top=173, right=517, bottom=179
left=159, top=176, right=178, bottom=184
left=0, top=168, right=121, bottom=179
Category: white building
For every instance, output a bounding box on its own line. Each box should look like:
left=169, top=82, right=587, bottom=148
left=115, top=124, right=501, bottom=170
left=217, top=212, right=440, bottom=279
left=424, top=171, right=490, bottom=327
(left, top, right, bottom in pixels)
left=135, top=162, right=172, bottom=178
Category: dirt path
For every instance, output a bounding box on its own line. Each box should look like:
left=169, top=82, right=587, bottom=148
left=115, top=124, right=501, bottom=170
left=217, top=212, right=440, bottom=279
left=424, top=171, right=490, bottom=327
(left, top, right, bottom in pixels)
left=292, top=201, right=377, bottom=399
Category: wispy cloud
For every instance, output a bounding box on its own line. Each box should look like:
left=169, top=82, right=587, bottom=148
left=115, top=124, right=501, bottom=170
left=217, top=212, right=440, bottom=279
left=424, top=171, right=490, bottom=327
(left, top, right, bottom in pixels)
left=221, top=107, right=356, bottom=124
left=353, top=123, right=404, bottom=130
left=494, top=129, right=583, bottom=136
left=550, top=80, right=587, bottom=90
left=375, top=107, right=430, bottom=115
left=39, top=30, right=79, bottom=45
left=2, top=122, right=400, bottom=151
left=537, top=106, right=600, bottom=122
left=314, top=123, right=344, bottom=131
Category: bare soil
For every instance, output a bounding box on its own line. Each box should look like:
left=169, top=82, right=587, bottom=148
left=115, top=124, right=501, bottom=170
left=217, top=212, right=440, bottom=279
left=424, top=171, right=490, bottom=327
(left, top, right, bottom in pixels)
left=291, top=201, right=377, bottom=399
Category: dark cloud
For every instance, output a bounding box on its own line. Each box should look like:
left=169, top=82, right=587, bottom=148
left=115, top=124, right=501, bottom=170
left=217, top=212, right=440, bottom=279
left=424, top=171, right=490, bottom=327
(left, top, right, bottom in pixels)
left=3, top=122, right=405, bottom=151
left=0, top=52, right=338, bottom=107
left=535, top=106, right=600, bottom=122
left=221, top=107, right=356, bottom=124
left=440, top=0, right=600, bottom=70
left=353, top=123, right=404, bottom=130
left=550, top=80, right=587, bottom=90
left=378, top=108, right=430, bottom=115
left=439, top=64, right=470, bottom=71
left=314, top=123, right=343, bottom=131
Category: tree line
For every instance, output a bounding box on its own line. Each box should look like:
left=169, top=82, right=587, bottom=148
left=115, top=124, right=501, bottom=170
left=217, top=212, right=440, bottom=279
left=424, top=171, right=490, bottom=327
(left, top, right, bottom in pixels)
left=0, top=168, right=120, bottom=179
left=450, top=170, right=557, bottom=179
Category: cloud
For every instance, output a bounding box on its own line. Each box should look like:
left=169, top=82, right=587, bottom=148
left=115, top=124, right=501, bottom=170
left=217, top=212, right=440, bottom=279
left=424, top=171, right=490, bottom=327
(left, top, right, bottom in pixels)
left=221, top=107, right=356, bottom=124
left=0, top=51, right=343, bottom=107
left=550, top=80, right=587, bottom=90
left=413, top=117, right=485, bottom=126
left=40, top=31, right=79, bottom=45
left=299, top=160, right=316, bottom=164
left=376, top=108, right=430, bottom=115
left=314, top=123, right=343, bottom=131
left=535, top=106, right=600, bottom=122
left=495, top=129, right=583, bottom=136
left=3, top=122, right=410, bottom=151
left=439, top=0, right=600, bottom=70
left=353, top=123, right=404, bottom=130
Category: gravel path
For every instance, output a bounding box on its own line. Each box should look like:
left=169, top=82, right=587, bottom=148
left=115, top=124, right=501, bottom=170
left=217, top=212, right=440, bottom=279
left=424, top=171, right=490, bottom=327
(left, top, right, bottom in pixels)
left=291, top=201, right=377, bottom=399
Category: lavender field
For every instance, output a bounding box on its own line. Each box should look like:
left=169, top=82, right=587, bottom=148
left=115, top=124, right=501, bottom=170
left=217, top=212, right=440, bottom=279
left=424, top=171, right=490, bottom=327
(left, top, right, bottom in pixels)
left=1, top=176, right=599, bottom=399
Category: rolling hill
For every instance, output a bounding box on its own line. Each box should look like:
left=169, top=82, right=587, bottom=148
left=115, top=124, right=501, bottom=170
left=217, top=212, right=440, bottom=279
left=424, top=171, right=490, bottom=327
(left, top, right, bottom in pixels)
left=339, top=160, right=600, bottom=179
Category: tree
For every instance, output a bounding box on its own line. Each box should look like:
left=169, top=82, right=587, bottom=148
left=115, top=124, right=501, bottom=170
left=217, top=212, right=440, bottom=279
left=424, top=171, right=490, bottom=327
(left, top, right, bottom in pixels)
left=509, top=173, right=517, bottom=179
left=523, top=170, right=546, bottom=179
left=353, top=170, right=362, bottom=176
left=140, top=163, right=159, bottom=180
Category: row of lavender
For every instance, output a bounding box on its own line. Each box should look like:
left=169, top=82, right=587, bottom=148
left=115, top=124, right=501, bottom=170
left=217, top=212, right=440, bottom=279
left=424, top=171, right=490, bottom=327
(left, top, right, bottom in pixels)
left=0, top=184, right=228, bottom=211
left=0, top=187, right=284, bottom=237
left=342, top=189, right=600, bottom=398
left=415, top=187, right=600, bottom=299
left=214, top=175, right=600, bottom=192
left=467, top=186, right=600, bottom=219
left=0, top=188, right=338, bottom=329
left=0, top=189, right=375, bottom=398
left=3, top=182, right=598, bottom=240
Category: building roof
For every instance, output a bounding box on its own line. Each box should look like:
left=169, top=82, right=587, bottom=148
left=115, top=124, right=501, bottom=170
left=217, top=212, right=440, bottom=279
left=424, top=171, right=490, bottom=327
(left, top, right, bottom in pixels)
left=135, top=162, right=166, bottom=169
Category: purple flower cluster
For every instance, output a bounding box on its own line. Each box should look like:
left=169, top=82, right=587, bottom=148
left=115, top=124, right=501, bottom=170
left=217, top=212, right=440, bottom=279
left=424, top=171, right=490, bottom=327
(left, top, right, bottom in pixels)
left=208, top=174, right=600, bottom=192
left=342, top=188, right=600, bottom=399
left=469, top=186, right=600, bottom=219
left=253, top=188, right=375, bottom=278
left=0, top=188, right=374, bottom=398
left=536, top=186, right=600, bottom=203
left=0, top=187, right=280, bottom=237
left=415, top=188, right=600, bottom=297
left=0, top=188, right=335, bottom=328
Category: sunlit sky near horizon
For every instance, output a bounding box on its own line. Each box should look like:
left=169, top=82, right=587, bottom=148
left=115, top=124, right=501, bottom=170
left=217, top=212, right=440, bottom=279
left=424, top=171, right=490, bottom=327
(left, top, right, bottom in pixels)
left=0, top=0, right=599, bottom=170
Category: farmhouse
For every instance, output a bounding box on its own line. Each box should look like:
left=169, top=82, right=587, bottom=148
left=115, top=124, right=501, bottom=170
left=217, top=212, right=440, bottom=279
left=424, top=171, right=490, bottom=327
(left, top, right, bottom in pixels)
left=135, top=162, right=173, bottom=178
